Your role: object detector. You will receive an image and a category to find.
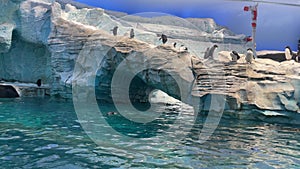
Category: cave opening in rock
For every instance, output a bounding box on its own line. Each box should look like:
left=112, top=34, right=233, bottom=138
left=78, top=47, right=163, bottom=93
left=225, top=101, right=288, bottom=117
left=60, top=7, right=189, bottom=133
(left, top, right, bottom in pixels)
left=129, top=74, right=153, bottom=111
left=95, top=67, right=181, bottom=112
left=0, top=85, right=19, bottom=98
left=129, top=69, right=181, bottom=111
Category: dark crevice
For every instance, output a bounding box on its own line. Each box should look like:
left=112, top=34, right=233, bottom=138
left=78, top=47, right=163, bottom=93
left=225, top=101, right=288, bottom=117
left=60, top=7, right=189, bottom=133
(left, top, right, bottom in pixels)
left=0, top=85, right=19, bottom=98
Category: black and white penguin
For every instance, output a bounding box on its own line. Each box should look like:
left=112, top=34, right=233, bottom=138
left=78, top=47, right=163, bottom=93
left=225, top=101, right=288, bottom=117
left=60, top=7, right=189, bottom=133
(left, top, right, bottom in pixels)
left=205, top=45, right=218, bottom=59
left=284, top=46, right=293, bottom=60
left=107, top=111, right=118, bottom=116
left=111, top=26, right=118, bottom=36
left=159, top=34, right=168, bottom=44
left=230, top=50, right=241, bottom=62
left=179, top=45, right=188, bottom=52
left=173, top=42, right=177, bottom=48
left=129, top=28, right=134, bottom=39
left=246, top=48, right=254, bottom=64
left=295, top=51, right=300, bottom=63
left=36, top=79, right=42, bottom=87
left=296, top=56, right=300, bottom=63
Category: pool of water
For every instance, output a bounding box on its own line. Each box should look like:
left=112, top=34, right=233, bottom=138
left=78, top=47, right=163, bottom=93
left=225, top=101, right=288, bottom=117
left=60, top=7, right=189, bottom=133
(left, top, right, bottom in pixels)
left=0, top=98, right=299, bottom=168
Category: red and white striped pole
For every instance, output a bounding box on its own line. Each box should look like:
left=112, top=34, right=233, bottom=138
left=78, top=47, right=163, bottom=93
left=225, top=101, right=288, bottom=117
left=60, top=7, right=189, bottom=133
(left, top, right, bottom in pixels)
left=244, top=3, right=258, bottom=56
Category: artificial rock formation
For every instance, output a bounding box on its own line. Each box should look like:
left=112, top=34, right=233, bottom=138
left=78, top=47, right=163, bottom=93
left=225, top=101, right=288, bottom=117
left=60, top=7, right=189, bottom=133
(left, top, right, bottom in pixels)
left=192, top=52, right=300, bottom=124
left=0, top=0, right=299, bottom=124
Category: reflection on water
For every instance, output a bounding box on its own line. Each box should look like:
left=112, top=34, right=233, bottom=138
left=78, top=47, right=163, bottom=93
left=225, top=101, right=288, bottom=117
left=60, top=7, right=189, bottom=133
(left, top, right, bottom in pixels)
left=0, top=98, right=299, bottom=168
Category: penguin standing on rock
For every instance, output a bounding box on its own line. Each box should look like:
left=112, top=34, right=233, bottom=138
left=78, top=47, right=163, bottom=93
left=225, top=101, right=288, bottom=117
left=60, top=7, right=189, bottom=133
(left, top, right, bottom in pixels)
left=36, top=79, right=42, bottom=87
left=173, top=42, right=177, bottom=48
left=111, top=26, right=118, bottom=36
left=296, top=56, right=300, bottom=63
left=129, top=28, right=134, bottom=39
left=159, top=34, right=168, bottom=44
left=246, top=48, right=254, bottom=64
left=295, top=51, right=300, bottom=63
left=285, top=46, right=293, bottom=61
left=230, top=50, right=241, bottom=62
left=204, top=45, right=218, bottom=59
left=179, top=45, right=188, bottom=52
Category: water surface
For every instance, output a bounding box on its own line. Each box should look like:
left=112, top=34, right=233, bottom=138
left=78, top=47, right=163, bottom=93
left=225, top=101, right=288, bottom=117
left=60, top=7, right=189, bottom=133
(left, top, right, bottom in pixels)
left=0, top=98, right=299, bottom=168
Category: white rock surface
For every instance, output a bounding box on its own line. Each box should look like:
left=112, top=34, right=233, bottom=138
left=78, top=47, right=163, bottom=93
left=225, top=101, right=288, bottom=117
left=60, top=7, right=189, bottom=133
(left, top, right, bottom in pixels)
left=19, top=0, right=52, bottom=44
left=0, top=0, right=299, bottom=124
left=0, top=23, right=14, bottom=52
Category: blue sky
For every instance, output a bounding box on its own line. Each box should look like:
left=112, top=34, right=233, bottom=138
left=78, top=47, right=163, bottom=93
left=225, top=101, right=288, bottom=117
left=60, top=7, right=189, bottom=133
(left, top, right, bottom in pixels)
left=74, top=0, right=300, bottom=51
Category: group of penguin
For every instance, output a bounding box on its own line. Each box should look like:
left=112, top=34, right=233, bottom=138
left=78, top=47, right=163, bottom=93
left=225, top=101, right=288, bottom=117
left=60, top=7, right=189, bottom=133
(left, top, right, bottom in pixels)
left=230, top=48, right=255, bottom=64
left=202, top=45, right=254, bottom=64
left=157, top=34, right=254, bottom=64
left=111, top=26, right=186, bottom=51
left=111, top=27, right=188, bottom=52
left=161, top=35, right=188, bottom=52
left=111, top=26, right=170, bottom=47
left=111, top=26, right=300, bottom=64
left=111, top=26, right=135, bottom=39
left=205, top=45, right=299, bottom=64
left=143, top=30, right=298, bottom=64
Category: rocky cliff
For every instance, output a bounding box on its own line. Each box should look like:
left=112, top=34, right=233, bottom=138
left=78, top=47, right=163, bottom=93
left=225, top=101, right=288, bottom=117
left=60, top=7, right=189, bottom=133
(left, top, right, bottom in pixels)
left=192, top=53, right=300, bottom=124
left=0, top=0, right=299, bottom=124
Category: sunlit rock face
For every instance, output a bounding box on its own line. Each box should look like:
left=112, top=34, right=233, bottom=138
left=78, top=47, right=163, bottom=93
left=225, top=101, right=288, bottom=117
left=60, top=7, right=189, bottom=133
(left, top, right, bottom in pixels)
left=0, top=0, right=299, bottom=123
left=192, top=52, right=300, bottom=123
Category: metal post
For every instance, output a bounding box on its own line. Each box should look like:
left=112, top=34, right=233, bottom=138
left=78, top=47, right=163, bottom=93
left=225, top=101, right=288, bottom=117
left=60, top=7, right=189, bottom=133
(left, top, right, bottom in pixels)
left=252, top=4, right=258, bottom=57
left=252, top=27, right=257, bottom=57
left=244, top=3, right=258, bottom=57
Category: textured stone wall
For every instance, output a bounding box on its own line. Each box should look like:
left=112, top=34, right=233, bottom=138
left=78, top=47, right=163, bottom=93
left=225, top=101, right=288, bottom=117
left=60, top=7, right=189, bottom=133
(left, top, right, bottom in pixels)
left=0, top=31, right=51, bottom=83
left=0, top=0, right=299, bottom=124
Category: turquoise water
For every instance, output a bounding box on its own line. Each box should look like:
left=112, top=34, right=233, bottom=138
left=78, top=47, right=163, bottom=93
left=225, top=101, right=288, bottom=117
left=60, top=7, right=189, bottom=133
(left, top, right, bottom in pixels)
left=0, top=98, right=299, bottom=168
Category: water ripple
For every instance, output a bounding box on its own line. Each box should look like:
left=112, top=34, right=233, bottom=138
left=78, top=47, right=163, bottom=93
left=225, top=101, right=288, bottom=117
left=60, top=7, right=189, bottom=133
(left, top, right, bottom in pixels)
left=0, top=98, right=299, bottom=168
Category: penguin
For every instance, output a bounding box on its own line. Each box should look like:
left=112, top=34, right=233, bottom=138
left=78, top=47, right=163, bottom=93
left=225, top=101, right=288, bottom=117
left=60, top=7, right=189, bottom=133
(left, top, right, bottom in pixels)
left=129, top=28, right=134, bottom=39
left=159, top=34, right=168, bottom=44
left=203, top=47, right=210, bottom=59
left=179, top=45, right=188, bottom=52
left=284, top=46, right=293, bottom=60
left=295, top=51, right=300, bottom=63
left=230, top=50, right=241, bottom=62
left=111, top=26, right=118, bottom=36
left=296, top=56, right=300, bottom=63
left=292, top=50, right=299, bottom=61
left=107, top=111, right=118, bottom=116
left=173, top=42, right=177, bottom=48
left=36, top=79, right=42, bottom=87
left=205, top=45, right=218, bottom=59
left=246, top=48, right=254, bottom=64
